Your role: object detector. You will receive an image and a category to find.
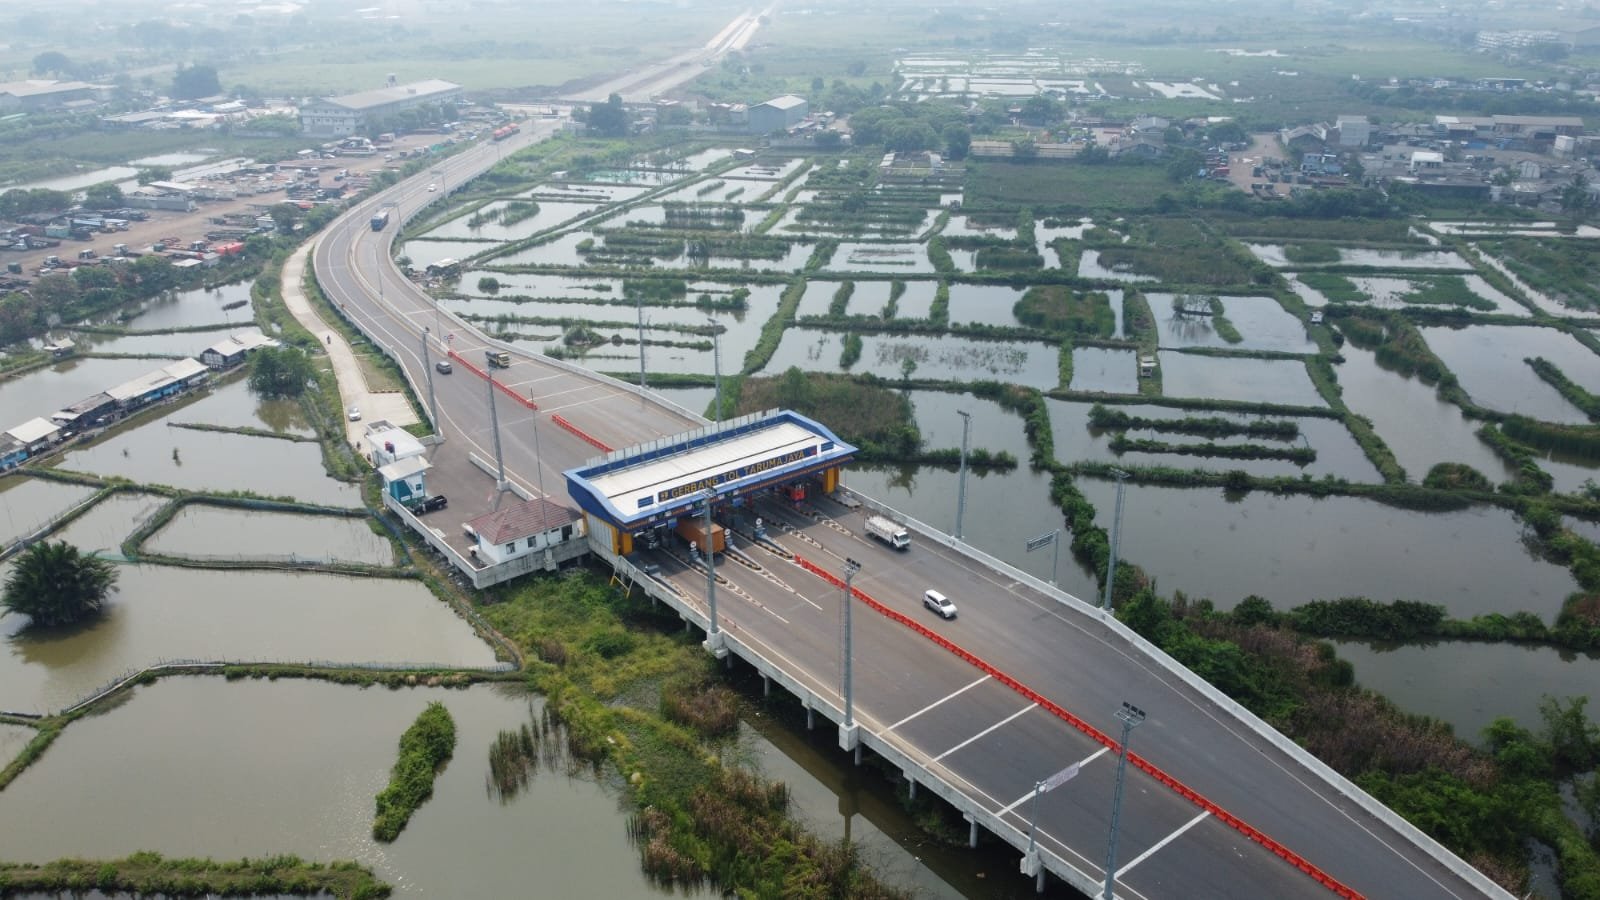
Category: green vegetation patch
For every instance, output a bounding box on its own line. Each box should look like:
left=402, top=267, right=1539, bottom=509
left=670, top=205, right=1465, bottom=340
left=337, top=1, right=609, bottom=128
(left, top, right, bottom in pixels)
left=1216, top=217, right=1420, bottom=244
left=966, top=161, right=1174, bottom=212
left=0, top=852, right=389, bottom=899
left=1088, top=404, right=1298, bottom=440
left=739, top=368, right=918, bottom=458
left=1282, top=243, right=1342, bottom=265
left=373, top=702, right=457, bottom=842
left=1093, top=244, right=1259, bottom=286
left=1297, top=272, right=1365, bottom=304
left=1014, top=285, right=1116, bottom=338
left=1480, top=237, right=1600, bottom=312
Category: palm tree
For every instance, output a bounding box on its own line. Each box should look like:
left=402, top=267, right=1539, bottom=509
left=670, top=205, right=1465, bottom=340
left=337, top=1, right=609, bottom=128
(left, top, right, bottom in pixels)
left=2, top=541, right=119, bottom=628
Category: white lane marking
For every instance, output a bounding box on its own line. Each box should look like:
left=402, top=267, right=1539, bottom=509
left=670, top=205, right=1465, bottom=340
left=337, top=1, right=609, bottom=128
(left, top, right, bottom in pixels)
left=934, top=703, right=1036, bottom=762
left=997, top=747, right=1111, bottom=816
left=1115, top=810, right=1211, bottom=878
left=885, top=675, right=990, bottom=733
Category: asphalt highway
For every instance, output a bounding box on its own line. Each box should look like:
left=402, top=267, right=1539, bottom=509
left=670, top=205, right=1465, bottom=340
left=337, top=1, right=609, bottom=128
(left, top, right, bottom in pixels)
left=312, top=126, right=1506, bottom=900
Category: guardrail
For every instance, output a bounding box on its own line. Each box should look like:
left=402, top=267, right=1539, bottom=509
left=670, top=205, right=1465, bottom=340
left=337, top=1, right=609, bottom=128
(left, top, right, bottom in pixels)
left=791, top=553, right=1365, bottom=899
left=551, top=414, right=613, bottom=452
left=447, top=349, right=538, bottom=410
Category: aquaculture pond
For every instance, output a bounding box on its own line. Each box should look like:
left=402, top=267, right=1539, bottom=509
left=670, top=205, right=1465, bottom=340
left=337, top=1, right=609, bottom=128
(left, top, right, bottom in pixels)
left=1156, top=353, right=1325, bottom=407
left=1068, top=348, right=1139, bottom=394
left=0, top=477, right=97, bottom=546
left=1072, top=480, right=1577, bottom=620
left=0, top=567, right=494, bottom=715
left=420, top=201, right=599, bottom=242
left=45, top=491, right=165, bottom=554
left=1333, top=347, right=1515, bottom=484
left=1421, top=324, right=1600, bottom=425
left=763, top=330, right=1062, bottom=389
left=945, top=284, right=1027, bottom=328
left=116, top=282, right=256, bottom=332
left=1332, top=640, right=1600, bottom=748
left=1146, top=294, right=1315, bottom=353
left=1340, top=275, right=1528, bottom=317
left=397, top=238, right=506, bottom=270
left=146, top=507, right=397, bottom=566
left=826, top=242, right=938, bottom=275
left=65, top=327, right=239, bottom=359
left=0, top=679, right=663, bottom=899
left=1045, top=400, right=1379, bottom=482
left=1076, top=250, right=1157, bottom=283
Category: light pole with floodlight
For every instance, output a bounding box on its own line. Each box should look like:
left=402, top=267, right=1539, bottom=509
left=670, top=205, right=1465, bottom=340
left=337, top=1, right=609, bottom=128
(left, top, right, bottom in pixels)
left=1104, top=701, right=1147, bottom=900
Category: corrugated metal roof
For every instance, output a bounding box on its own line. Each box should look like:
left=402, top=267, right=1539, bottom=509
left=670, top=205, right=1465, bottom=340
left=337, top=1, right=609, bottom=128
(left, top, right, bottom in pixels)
left=757, top=94, right=808, bottom=111
left=6, top=416, right=61, bottom=443
left=323, top=80, right=462, bottom=112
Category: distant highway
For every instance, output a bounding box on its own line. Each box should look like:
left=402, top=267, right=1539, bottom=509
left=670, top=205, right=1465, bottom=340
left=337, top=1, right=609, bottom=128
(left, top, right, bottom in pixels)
left=564, top=5, right=775, bottom=103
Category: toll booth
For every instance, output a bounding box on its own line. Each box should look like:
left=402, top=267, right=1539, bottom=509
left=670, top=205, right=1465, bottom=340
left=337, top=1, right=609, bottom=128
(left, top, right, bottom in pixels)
left=564, top=409, right=857, bottom=556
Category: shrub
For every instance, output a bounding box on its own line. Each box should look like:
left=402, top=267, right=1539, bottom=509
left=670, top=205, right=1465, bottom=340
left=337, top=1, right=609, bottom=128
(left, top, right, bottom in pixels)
left=372, top=702, right=456, bottom=842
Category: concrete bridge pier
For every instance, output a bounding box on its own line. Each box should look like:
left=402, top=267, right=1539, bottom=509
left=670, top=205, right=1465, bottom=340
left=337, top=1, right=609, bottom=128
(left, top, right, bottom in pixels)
left=761, top=673, right=771, bottom=697
left=965, top=814, right=979, bottom=848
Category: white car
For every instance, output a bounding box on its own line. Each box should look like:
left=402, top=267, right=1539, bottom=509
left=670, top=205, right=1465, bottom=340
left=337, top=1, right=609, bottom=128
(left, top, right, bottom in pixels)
left=427, top=183, right=438, bottom=192
left=347, top=406, right=361, bottom=421
left=923, top=589, right=957, bottom=620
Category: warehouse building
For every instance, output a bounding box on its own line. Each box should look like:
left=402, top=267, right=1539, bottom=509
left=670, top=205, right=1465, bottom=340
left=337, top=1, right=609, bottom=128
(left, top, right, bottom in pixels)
left=299, top=79, right=463, bottom=138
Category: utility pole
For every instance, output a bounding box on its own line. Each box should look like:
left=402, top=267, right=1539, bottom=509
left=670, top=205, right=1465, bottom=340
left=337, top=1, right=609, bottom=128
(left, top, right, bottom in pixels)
left=954, top=409, right=972, bottom=540
left=840, top=556, right=862, bottom=762
left=637, top=295, right=647, bottom=391
left=708, top=319, right=723, bottom=424
left=486, top=371, right=508, bottom=492
left=1104, top=702, right=1147, bottom=900
left=701, top=487, right=725, bottom=657
left=1102, top=469, right=1129, bottom=611
left=419, top=327, right=442, bottom=443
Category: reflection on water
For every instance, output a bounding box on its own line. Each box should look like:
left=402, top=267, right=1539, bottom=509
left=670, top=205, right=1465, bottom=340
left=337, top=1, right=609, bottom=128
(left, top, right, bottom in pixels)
left=0, top=566, right=494, bottom=714
left=0, top=477, right=97, bottom=546
left=1421, top=324, right=1600, bottom=425
left=1334, top=639, right=1600, bottom=746
left=46, top=492, right=165, bottom=553
left=764, top=330, right=1060, bottom=389
left=0, top=722, right=33, bottom=768
left=1074, top=480, right=1576, bottom=619
left=147, top=506, right=395, bottom=565
left=1146, top=294, right=1315, bottom=353
left=1157, top=353, right=1324, bottom=406
left=1335, top=346, right=1515, bottom=484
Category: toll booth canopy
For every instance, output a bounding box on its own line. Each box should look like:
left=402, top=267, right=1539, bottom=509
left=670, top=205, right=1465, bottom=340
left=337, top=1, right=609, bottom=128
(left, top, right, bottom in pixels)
left=564, top=409, right=856, bottom=555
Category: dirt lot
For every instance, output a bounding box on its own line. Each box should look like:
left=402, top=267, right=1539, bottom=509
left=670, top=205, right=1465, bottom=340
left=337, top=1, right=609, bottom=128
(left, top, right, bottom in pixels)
left=1228, top=132, right=1291, bottom=198
left=4, top=133, right=445, bottom=279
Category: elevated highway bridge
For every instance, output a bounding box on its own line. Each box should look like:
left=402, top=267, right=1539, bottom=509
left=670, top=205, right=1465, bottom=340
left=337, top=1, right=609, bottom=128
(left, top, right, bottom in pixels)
left=312, top=121, right=1512, bottom=900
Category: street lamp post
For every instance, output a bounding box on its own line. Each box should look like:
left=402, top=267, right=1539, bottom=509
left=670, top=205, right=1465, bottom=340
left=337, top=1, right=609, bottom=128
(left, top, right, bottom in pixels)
left=840, top=557, right=862, bottom=761
left=707, top=319, right=722, bottom=424
left=1102, top=469, right=1129, bottom=611
left=701, top=487, right=725, bottom=657
left=1103, top=702, right=1147, bottom=900
left=419, top=327, right=442, bottom=442
left=954, top=409, right=971, bottom=540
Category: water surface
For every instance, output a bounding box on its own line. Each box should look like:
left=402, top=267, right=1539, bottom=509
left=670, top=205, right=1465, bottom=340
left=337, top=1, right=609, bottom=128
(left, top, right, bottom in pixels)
left=147, top=507, right=396, bottom=566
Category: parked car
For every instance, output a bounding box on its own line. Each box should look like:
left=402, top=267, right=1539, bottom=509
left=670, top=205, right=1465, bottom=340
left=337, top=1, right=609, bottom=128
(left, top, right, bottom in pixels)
left=347, top=406, right=361, bottom=421
left=412, top=494, right=448, bottom=514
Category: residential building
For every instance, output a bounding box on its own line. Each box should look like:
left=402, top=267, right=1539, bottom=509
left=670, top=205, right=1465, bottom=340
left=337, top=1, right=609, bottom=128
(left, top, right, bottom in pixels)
left=104, top=359, right=210, bottom=411
left=1335, top=115, right=1372, bottom=148
left=5, top=417, right=63, bottom=453
left=0, top=435, right=26, bottom=471
left=299, top=79, right=464, bottom=138
left=363, top=422, right=426, bottom=468
left=464, top=497, right=585, bottom=567
left=1409, top=151, right=1445, bottom=174
left=748, top=95, right=809, bottom=134
left=50, top=393, right=117, bottom=434
left=201, top=331, right=280, bottom=369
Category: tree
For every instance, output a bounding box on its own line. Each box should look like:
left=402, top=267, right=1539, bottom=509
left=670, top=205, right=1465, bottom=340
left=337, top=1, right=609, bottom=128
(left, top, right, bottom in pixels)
left=943, top=123, right=971, bottom=160
left=83, top=182, right=124, bottom=210
left=587, top=93, right=630, bottom=138
left=31, top=51, right=72, bottom=77
left=247, top=346, right=316, bottom=399
left=269, top=202, right=301, bottom=234
left=136, top=166, right=173, bottom=185
left=172, top=64, right=221, bottom=100
left=2, top=541, right=119, bottom=628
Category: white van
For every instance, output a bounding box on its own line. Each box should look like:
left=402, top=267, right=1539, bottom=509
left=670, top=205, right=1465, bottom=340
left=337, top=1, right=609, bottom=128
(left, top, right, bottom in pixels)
left=923, top=589, right=957, bottom=619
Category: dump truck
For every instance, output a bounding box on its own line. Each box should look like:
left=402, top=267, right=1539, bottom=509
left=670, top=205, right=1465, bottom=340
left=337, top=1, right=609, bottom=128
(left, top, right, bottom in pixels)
left=864, top=515, right=911, bottom=550
left=486, top=349, right=511, bottom=368
left=676, top=518, right=726, bottom=555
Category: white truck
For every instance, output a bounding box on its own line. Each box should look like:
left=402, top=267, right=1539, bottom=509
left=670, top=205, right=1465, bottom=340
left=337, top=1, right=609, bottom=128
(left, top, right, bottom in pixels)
left=864, top=515, right=911, bottom=550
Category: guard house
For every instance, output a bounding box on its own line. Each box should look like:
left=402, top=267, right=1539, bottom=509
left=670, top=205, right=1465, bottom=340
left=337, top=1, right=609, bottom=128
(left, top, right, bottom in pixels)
left=378, top=455, right=431, bottom=506
left=363, top=421, right=426, bottom=467
left=201, top=331, right=280, bottom=369
left=464, top=497, right=585, bottom=567
left=565, top=409, right=857, bottom=557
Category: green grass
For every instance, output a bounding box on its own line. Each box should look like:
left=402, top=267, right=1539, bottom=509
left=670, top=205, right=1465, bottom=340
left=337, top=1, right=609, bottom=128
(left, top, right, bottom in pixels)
left=0, top=853, right=390, bottom=900
left=1015, top=285, right=1116, bottom=337
left=1297, top=272, right=1365, bottom=304
left=966, top=161, right=1175, bottom=212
